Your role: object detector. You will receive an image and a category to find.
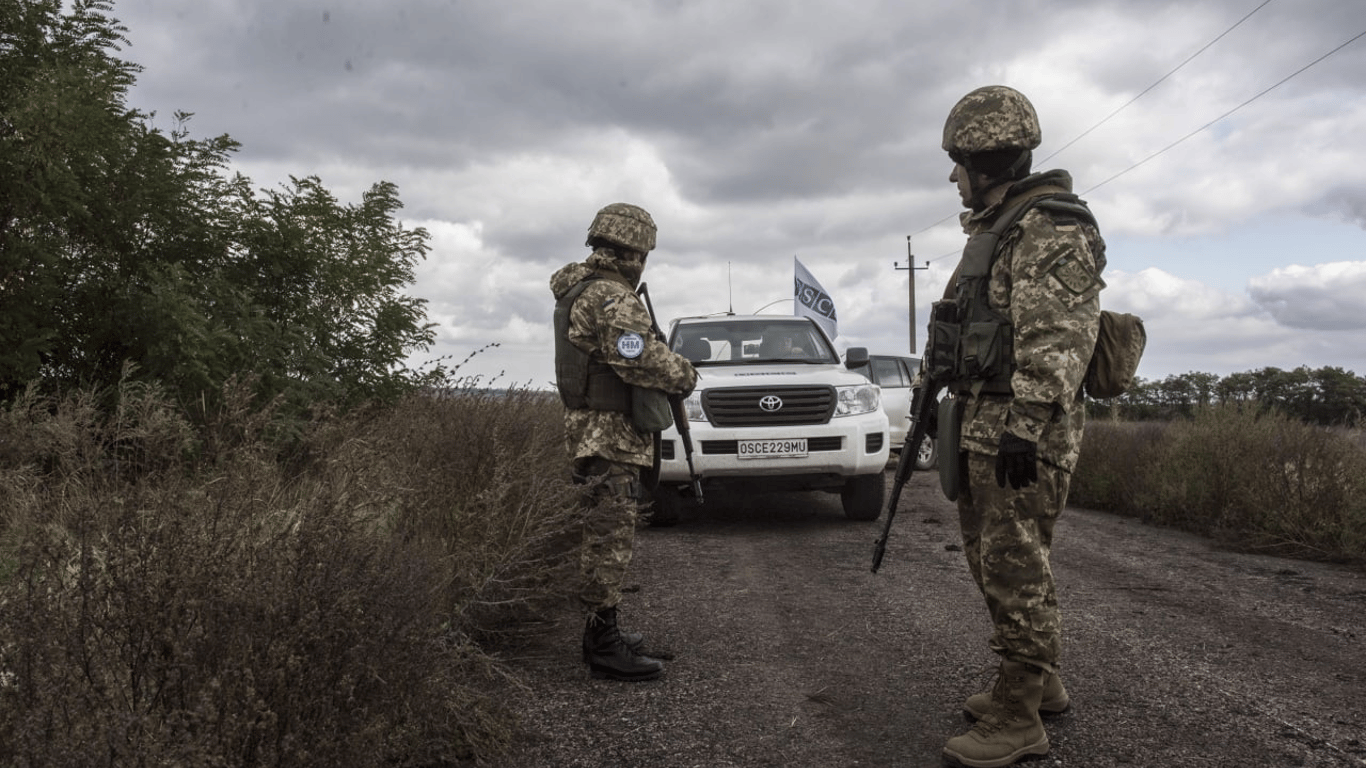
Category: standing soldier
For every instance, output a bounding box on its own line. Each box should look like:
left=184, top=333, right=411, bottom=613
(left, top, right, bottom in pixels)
left=549, top=202, right=697, bottom=682
left=931, top=87, right=1105, bottom=766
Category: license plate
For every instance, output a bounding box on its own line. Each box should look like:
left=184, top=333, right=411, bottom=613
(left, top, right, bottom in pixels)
left=737, top=438, right=808, bottom=459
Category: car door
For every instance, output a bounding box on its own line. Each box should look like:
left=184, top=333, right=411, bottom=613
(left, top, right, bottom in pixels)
left=871, top=356, right=912, bottom=445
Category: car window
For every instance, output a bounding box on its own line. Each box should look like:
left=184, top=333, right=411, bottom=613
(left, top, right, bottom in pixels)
left=671, top=320, right=836, bottom=364
left=871, top=358, right=908, bottom=388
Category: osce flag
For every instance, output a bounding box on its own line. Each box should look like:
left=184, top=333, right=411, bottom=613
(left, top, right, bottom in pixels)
left=793, top=256, right=838, bottom=340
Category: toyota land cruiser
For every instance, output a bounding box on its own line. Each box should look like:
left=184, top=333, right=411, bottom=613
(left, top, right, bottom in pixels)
left=651, top=315, right=889, bottom=524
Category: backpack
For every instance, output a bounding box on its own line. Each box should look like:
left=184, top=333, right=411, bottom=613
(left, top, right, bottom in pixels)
left=986, top=192, right=1147, bottom=399
left=1085, top=310, right=1146, bottom=399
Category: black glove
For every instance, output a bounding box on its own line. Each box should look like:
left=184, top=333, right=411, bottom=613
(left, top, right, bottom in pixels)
left=995, top=433, right=1038, bottom=490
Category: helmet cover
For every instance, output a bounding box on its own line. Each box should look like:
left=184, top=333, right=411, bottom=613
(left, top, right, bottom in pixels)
left=586, top=202, right=657, bottom=252
left=942, top=85, right=1042, bottom=156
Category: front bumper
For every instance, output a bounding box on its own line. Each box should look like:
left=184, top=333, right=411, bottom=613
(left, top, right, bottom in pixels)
left=657, top=413, right=889, bottom=485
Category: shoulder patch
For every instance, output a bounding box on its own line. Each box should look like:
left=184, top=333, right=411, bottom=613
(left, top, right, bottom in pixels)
left=616, top=332, right=646, bottom=359
left=1051, top=255, right=1098, bottom=296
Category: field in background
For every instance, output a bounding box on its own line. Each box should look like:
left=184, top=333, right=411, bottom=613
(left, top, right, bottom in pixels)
left=2, top=385, right=1361, bottom=766
left=1072, top=406, right=1366, bottom=563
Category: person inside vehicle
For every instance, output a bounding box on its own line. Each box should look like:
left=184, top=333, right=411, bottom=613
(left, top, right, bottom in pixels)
left=761, top=333, right=806, bottom=359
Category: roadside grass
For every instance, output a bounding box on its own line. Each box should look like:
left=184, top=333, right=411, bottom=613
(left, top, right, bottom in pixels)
left=0, top=375, right=585, bottom=767
left=5, top=381, right=1361, bottom=766
left=1073, top=405, right=1366, bottom=564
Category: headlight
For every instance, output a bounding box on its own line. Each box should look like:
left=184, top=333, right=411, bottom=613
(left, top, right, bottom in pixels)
left=683, top=391, right=706, bottom=421
left=834, top=383, right=880, bottom=417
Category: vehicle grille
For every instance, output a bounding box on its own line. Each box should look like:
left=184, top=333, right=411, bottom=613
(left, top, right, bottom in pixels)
left=700, top=437, right=843, bottom=455
left=702, top=386, right=836, bottom=427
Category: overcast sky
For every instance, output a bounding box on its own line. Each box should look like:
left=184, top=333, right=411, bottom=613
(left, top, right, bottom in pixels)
left=112, top=0, right=1366, bottom=388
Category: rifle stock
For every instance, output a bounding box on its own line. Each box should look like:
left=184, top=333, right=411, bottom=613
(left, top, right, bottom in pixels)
left=638, top=283, right=704, bottom=505
left=871, top=379, right=940, bottom=573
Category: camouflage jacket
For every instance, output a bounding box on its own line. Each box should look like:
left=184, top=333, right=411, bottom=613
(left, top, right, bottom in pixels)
left=954, top=169, right=1105, bottom=473
left=550, top=249, right=697, bottom=467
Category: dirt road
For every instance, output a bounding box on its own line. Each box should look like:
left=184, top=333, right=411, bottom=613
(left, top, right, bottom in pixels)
left=497, top=470, right=1366, bottom=768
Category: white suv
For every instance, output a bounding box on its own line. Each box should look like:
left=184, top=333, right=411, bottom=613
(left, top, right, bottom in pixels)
left=651, top=315, right=890, bottom=523
left=863, top=354, right=938, bottom=471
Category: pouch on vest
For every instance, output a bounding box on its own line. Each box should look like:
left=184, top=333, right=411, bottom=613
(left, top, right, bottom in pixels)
left=962, top=320, right=1012, bottom=381
left=936, top=395, right=964, bottom=502
left=630, top=387, right=674, bottom=433
left=925, top=299, right=960, bottom=382
left=584, top=368, right=632, bottom=413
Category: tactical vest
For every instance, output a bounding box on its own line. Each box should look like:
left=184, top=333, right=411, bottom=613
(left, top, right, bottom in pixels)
left=554, top=275, right=633, bottom=412
left=928, top=190, right=1098, bottom=397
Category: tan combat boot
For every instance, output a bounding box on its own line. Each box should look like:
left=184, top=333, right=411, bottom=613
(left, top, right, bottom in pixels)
left=943, top=660, right=1050, bottom=768
left=963, top=667, right=1069, bottom=721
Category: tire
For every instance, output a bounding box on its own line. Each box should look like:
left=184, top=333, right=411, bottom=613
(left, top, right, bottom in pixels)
left=841, top=473, right=885, bottom=521
left=648, top=486, right=685, bottom=527
left=914, top=434, right=938, bottom=471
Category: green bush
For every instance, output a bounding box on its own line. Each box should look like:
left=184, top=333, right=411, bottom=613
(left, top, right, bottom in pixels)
left=1074, top=405, right=1366, bottom=563
left=0, top=373, right=583, bottom=767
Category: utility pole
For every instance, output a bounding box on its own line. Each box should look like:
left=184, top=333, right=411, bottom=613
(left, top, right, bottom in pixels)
left=894, top=235, right=930, bottom=355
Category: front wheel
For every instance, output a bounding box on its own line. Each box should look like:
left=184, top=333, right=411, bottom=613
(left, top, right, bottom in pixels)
left=841, top=473, right=885, bottom=521
left=914, top=434, right=938, bottom=471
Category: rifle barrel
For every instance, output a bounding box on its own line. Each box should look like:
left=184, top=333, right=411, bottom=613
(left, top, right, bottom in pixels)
left=639, top=283, right=705, bottom=505
left=870, top=382, right=939, bottom=573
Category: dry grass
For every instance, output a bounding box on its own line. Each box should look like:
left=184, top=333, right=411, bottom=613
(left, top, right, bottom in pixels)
left=0, top=372, right=586, bottom=767
left=1074, top=405, right=1366, bottom=563
left=7, top=379, right=1358, bottom=766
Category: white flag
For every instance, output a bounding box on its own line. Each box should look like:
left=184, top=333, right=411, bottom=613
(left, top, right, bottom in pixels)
left=793, top=256, right=838, bottom=340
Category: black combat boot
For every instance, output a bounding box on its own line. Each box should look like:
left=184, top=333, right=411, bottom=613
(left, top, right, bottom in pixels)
left=583, top=606, right=663, bottom=681
left=582, top=621, right=645, bottom=663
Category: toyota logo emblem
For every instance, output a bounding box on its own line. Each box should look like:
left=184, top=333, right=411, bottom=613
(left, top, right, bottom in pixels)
left=759, top=395, right=783, bottom=412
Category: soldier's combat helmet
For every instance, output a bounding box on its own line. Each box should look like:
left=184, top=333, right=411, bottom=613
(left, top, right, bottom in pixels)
left=586, top=203, right=656, bottom=253
left=942, top=85, right=1041, bottom=158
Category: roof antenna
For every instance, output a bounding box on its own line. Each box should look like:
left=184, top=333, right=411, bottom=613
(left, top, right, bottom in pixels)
left=728, top=262, right=734, bottom=315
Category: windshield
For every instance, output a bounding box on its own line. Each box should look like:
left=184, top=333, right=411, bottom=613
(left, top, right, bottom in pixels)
left=670, top=319, right=837, bottom=365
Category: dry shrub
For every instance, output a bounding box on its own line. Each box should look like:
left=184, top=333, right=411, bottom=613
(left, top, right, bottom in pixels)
left=1071, top=419, right=1166, bottom=513
left=1074, top=406, right=1366, bottom=563
left=0, top=374, right=583, bottom=766
left=366, top=382, right=585, bottom=639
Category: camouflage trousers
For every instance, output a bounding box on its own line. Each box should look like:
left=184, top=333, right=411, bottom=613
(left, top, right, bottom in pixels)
left=571, top=456, right=644, bottom=611
left=955, top=451, right=1071, bottom=673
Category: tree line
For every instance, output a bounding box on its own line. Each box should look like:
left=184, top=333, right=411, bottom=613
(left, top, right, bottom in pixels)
left=1, top=0, right=437, bottom=416
left=1090, top=366, right=1366, bottom=425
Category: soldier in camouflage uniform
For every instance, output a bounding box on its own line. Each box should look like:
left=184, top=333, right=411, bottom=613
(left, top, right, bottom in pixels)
left=930, top=86, right=1105, bottom=767
left=549, top=202, right=697, bottom=682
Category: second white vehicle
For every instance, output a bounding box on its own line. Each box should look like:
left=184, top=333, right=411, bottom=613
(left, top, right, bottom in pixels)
left=652, top=315, right=890, bottom=524
left=863, top=354, right=938, bottom=472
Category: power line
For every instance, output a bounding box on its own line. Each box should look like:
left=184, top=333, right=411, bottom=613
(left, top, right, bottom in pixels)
left=910, top=22, right=1366, bottom=263
left=1081, top=27, right=1366, bottom=196
left=912, top=0, right=1273, bottom=243
left=1037, top=0, right=1274, bottom=166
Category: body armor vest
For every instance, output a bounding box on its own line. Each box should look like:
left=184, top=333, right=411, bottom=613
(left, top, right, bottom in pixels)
left=928, top=190, right=1097, bottom=396
left=554, top=275, right=634, bottom=412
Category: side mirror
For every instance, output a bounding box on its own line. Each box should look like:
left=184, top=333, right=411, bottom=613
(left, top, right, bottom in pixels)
left=845, top=347, right=870, bottom=369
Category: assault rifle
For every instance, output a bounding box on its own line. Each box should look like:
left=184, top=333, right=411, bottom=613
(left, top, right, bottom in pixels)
left=637, top=283, right=704, bottom=505
left=871, top=372, right=942, bottom=573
